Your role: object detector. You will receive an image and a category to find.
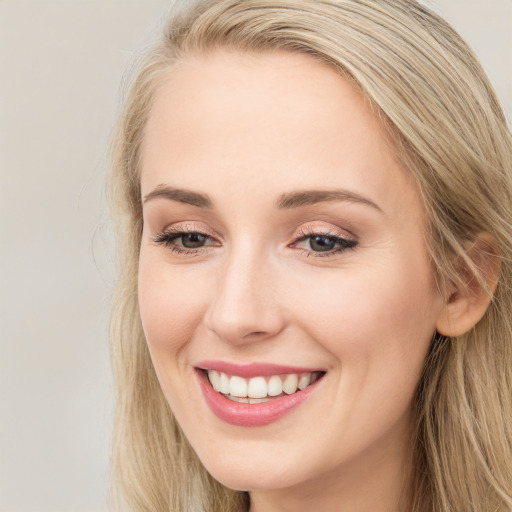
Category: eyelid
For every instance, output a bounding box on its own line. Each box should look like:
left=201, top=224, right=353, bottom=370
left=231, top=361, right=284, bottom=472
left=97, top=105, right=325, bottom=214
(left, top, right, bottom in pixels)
left=288, top=224, right=358, bottom=257
left=152, top=221, right=357, bottom=258
left=292, top=223, right=357, bottom=242
left=152, top=222, right=221, bottom=254
left=154, top=222, right=219, bottom=239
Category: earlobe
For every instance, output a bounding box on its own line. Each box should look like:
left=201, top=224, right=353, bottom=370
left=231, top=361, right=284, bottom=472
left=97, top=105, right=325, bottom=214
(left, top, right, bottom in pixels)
left=436, top=233, right=500, bottom=337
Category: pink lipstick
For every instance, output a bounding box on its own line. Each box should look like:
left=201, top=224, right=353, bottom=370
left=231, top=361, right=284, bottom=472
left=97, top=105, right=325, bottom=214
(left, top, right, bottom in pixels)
left=195, top=361, right=325, bottom=427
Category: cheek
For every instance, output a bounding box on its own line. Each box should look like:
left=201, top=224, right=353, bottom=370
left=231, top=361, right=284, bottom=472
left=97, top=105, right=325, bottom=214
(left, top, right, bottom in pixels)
left=137, top=253, right=210, bottom=355
left=287, top=262, right=438, bottom=458
left=292, top=252, right=439, bottom=384
left=137, top=254, right=214, bottom=419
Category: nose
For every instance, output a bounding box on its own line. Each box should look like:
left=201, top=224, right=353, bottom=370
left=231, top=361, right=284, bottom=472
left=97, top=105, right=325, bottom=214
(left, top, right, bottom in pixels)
left=204, top=244, right=286, bottom=345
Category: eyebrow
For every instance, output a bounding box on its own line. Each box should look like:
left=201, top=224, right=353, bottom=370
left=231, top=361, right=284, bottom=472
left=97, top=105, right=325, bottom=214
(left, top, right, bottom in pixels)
left=143, top=185, right=382, bottom=213
left=275, top=189, right=383, bottom=212
left=143, top=186, right=213, bottom=208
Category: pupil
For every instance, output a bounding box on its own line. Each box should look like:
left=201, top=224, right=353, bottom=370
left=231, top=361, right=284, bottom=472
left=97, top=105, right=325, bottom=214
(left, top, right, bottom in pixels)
left=182, top=233, right=206, bottom=248
left=310, top=236, right=335, bottom=252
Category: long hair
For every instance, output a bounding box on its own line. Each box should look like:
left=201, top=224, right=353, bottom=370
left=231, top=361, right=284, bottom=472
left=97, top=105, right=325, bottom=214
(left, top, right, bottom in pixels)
left=108, top=1, right=512, bottom=510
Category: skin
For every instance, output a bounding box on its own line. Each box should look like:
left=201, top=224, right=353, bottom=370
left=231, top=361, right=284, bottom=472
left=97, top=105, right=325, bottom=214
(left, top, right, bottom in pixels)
left=138, top=49, right=449, bottom=512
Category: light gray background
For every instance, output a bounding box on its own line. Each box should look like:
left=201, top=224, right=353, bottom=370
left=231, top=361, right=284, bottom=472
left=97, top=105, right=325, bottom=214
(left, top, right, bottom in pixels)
left=1, top=1, right=510, bottom=511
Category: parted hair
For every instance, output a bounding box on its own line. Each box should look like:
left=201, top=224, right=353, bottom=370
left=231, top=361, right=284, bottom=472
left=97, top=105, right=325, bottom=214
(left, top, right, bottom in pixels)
left=108, top=1, right=512, bottom=510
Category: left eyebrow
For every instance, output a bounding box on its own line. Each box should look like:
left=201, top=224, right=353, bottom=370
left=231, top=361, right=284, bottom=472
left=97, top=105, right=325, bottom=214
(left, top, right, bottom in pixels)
left=275, top=189, right=383, bottom=213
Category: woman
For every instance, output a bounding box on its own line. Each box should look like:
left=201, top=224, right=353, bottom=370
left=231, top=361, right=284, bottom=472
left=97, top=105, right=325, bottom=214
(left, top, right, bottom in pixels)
left=108, top=1, right=512, bottom=511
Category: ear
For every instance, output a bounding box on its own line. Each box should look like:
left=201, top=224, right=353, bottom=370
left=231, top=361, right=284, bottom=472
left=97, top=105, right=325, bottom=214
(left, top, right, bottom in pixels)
left=436, top=233, right=500, bottom=337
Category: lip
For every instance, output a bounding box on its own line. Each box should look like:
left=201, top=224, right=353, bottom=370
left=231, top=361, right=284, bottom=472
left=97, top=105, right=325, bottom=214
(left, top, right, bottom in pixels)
left=195, top=366, right=325, bottom=427
left=196, top=360, right=325, bottom=378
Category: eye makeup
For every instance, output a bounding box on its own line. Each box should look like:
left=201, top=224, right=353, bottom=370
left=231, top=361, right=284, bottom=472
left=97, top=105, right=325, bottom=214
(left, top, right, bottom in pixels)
left=152, top=224, right=220, bottom=256
left=289, top=226, right=357, bottom=258
left=152, top=223, right=358, bottom=258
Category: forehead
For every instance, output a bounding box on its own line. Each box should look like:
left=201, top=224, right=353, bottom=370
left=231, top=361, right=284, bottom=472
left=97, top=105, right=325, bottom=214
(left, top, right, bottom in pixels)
left=141, top=48, right=422, bottom=220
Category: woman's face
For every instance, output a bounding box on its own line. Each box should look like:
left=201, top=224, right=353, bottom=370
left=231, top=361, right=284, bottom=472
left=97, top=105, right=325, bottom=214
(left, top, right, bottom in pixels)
left=138, top=49, right=446, bottom=498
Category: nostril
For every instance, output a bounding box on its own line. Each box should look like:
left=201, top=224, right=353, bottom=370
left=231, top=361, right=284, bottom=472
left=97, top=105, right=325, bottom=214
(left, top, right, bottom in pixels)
left=242, top=330, right=266, bottom=338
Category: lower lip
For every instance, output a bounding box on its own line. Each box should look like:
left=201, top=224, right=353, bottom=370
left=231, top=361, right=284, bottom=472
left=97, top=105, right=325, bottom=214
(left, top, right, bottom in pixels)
left=196, top=369, right=323, bottom=427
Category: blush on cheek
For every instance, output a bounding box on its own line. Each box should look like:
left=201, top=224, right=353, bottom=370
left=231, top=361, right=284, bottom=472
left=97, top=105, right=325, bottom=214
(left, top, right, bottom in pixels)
left=140, top=294, right=197, bottom=351
left=139, top=262, right=211, bottom=354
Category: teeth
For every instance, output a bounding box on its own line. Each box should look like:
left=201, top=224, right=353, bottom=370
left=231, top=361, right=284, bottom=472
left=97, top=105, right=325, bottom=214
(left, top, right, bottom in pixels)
left=247, top=376, right=267, bottom=399
left=229, top=375, right=248, bottom=397
left=206, top=370, right=321, bottom=399
left=298, top=374, right=311, bottom=390
left=209, top=370, right=221, bottom=392
left=267, top=375, right=283, bottom=396
left=282, top=374, right=298, bottom=394
left=219, top=372, right=230, bottom=394
left=227, top=395, right=272, bottom=404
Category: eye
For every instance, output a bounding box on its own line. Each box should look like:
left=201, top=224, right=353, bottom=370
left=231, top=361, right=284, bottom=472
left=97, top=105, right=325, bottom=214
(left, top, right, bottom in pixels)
left=179, top=232, right=209, bottom=248
left=153, top=226, right=219, bottom=254
left=308, top=235, right=339, bottom=252
left=291, top=228, right=357, bottom=257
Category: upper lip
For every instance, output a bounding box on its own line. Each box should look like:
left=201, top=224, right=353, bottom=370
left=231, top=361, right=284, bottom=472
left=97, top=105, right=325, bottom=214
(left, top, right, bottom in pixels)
left=195, top=360, right=325, bottom=378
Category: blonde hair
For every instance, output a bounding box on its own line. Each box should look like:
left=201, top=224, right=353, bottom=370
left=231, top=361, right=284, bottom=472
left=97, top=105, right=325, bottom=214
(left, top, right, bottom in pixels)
left=108, top=1, right=512, bottom=510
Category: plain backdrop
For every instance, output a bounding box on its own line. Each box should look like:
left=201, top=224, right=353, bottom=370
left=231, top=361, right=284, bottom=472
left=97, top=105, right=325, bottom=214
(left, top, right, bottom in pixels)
left=0, top=1, right=510, bottom=511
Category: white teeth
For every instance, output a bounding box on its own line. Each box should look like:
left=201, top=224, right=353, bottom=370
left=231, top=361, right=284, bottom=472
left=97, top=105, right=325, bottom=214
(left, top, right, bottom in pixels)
left=219, top=372, right=230, bottom=394
left=267, top=375, right=283, bottom=396
left=229, top=375, right=248, bottom=397
left=207, top=370, right=322, bottom=400
left=228, top=396, right=272, bottom=404
left=247, top=376, right=267, bottom=399
left=298, top=373, right=311, bottom=390
left=282, top=374, right=299, bottom=394
left=209, top=370, right=221, bottom=392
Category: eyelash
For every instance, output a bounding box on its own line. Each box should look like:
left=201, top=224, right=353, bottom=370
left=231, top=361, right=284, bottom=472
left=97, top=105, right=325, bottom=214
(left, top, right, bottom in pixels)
left=152, top=226, right=217, bottom=256
left=152, top=226, right=358, bottom=258
left=291, top=227, right=358, bottom=258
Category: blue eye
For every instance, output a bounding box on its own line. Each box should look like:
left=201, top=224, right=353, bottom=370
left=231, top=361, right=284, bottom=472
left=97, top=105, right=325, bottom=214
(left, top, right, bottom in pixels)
left=293, top=231, right=357, bottom=257
left=153, top=226, right=357, bottom=258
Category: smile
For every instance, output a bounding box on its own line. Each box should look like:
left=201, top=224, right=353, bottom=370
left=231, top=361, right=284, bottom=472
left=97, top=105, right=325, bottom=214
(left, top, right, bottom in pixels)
left=207, top=370, right=323, bottom=403
left=195, top=363, right=326, bottom=427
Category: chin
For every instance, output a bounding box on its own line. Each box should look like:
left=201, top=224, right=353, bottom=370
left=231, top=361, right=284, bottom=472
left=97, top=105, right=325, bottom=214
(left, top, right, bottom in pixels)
left=207, top=466, right=296, bottom=492
left=194, top=443, right=314, bottom=492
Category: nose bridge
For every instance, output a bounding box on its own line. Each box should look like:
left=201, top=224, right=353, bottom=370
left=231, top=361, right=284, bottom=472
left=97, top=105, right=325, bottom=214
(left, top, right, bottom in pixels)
left=205, top=239, right=284, bottom=343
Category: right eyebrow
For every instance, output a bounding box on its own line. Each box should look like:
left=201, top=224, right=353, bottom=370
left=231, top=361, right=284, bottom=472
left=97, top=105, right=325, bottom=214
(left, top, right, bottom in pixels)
left=143, top=185, right=213, bottom=208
